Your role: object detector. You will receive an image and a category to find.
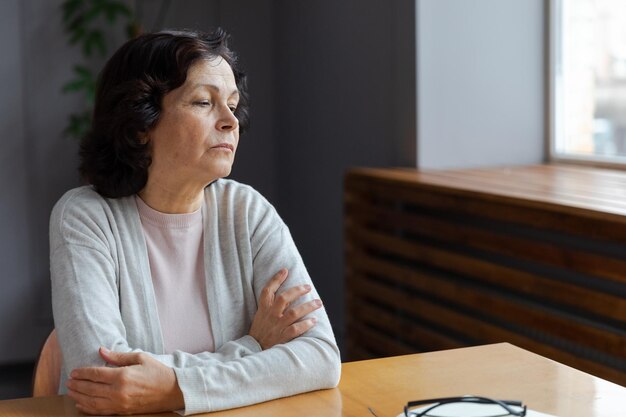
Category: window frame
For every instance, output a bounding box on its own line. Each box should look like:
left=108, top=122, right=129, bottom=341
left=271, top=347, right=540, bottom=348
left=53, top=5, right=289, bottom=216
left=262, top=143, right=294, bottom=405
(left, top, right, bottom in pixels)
left=548, top=0, right=626, bottom=168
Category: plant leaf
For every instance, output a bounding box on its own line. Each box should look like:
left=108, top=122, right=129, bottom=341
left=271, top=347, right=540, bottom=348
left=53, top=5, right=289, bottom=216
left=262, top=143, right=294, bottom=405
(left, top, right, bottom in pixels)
left=85, top=84, right=96, bottom=105
left=62, top=0, right=84, bottom=24
left=82, top=30, right=105, bottom=57
left=66, top=14, right=85, bottom=34
left=62, top=78, right=86, bottom=93
left=73, top=64, right=92, bottom=79
left=69, top=26, right=86, bottom=45
left=92, top=31, right=106, bottom=56
left=83, top=1, right=104, bottom=24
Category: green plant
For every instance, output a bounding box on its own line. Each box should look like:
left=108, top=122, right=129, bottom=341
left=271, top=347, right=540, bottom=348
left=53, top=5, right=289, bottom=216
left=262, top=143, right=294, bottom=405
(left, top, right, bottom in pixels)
left=61, top=0, right=138, bottom=139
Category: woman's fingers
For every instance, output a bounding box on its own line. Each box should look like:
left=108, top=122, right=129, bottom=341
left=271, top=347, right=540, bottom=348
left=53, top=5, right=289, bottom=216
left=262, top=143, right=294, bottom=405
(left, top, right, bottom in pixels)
left=67, top=388, right=112, bottom=414
left=250, top=268, right=324, bottom=349
left=282, top=299, right=322, bottom=325
left=71, top=366, right=118, bottom=383
left=69, top=356, right=183, bottom=415
left=67, top=378, right=112, bottom=398
left=273, top=284, right=312, bottom=314
left=260, top=269, right=288, bottom=308
left=99, top=347, right=145, bottom=366
left=283, top=317, right=318, bottom=341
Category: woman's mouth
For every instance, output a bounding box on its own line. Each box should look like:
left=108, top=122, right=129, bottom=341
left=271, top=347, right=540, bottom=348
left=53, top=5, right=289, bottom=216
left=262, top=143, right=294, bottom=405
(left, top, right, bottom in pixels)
left=211, top=143, right=234, bottom=152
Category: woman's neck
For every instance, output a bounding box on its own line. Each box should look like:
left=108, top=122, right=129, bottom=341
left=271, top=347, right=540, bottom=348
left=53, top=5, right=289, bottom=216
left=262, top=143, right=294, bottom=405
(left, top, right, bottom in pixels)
left=137, top=180, right=205, bottom=214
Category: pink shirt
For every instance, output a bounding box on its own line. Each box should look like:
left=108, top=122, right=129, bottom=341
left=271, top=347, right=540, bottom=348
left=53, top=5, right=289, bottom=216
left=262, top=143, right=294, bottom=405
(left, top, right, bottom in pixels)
left=135, top=196, right=214, bottom=354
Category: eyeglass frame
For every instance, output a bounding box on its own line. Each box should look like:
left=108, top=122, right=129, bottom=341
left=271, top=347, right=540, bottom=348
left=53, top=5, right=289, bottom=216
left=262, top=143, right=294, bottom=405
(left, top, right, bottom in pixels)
left=404, top=395, right=527, bottom=417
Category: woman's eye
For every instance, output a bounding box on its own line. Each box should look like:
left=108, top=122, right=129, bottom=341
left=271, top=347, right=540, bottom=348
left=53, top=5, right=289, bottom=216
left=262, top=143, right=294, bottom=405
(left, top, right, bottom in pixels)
left=194, top=100, right=211, bottom=107
left=229, top=106, right=237, bottom=112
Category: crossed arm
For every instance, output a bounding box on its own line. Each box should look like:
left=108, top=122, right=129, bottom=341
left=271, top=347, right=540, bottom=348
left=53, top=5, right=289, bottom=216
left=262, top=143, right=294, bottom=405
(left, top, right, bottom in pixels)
left=64, top=268, right=323, bottom=415
left=50, top=190, right=340, bottom=415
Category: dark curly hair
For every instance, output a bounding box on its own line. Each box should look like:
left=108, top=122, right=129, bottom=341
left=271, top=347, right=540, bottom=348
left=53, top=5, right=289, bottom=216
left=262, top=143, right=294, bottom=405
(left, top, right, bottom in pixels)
left=79, top=28, right=249, bottom=198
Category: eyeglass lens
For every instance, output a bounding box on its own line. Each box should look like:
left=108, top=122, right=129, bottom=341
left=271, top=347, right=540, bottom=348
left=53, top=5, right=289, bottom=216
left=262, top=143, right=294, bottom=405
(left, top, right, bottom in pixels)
left=408, top=401, right=525, bottom=417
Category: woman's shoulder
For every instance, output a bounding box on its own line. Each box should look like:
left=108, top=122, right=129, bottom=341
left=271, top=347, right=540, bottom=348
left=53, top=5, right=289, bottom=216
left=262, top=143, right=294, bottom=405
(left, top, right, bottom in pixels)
left=50, top=186, right=137, bottom=252
left=52, top=184, right=113, bottom=215
left=52, top=185, right=104, bottom=217
left=208, top=179, right=273, bottom=210
left=50, top=186, right=130, bottom=232
left=207, top=179, right=282, bottom=228
left=55, top=185, right=104, bottom=203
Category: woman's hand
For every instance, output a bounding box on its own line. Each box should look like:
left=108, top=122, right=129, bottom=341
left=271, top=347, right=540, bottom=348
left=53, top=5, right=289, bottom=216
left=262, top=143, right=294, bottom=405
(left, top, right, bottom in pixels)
left=249, top=268, right=322, bottom=350
left=66, top=347, right=184, bottom=415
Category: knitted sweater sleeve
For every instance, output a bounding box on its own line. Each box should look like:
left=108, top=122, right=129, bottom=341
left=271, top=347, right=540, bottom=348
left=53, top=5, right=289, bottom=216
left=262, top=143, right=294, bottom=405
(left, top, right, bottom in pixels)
left=173, top=212, right=341, bottom=414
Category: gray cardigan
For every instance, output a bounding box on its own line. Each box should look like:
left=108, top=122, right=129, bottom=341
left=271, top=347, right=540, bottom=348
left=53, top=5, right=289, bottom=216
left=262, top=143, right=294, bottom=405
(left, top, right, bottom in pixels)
left=49, top=180, right=341, bottom=415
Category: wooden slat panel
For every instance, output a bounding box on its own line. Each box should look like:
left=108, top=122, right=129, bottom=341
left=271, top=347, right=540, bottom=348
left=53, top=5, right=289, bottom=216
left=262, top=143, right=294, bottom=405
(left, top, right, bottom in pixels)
left=348, top=322, right=415, bottom=357
left=346, top=226, right=626, bottom=323
left=350, top=301, right=464, bottom=352
left=344, top=165, right=626, bottom=387
left=349, top=271, right=626, bottom=386
left=344, top=344, right=375, bottom=361
left=347, top=198, right=626, bottom=288
left=347, top=239, right=626, bottom=358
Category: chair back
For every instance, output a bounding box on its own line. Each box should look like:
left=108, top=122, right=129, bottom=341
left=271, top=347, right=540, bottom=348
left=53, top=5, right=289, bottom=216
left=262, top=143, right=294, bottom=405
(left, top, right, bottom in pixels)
left=32, top=329, right=62, bottom=397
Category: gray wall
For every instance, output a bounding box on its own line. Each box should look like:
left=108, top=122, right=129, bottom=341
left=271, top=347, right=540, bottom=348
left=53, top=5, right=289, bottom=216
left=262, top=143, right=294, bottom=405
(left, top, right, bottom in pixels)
left=0, top=0, right=83, bottom=363
left=417, top=0, right=545, bottom=169
left=221, top=1, right=278, bottom=201
left=0, top=0, right=546, bottom=366
left=0, top=0, right=36, bottom=363
left=272, top=0, right=416, bottom=346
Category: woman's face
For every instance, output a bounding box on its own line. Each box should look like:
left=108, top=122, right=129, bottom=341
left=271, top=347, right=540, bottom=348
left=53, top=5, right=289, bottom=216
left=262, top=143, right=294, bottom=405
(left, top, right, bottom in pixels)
left=146, top=57, right=240, bottom=189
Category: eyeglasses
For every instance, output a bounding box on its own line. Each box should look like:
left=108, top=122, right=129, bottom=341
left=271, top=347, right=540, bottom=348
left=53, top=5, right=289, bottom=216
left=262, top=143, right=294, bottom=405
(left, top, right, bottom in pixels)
left=404, top=396, right=527, bottom=417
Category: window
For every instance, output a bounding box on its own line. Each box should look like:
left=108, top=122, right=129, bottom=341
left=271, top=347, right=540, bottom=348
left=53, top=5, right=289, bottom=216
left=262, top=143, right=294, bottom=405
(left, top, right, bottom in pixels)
left=550, top=0, right=626, bottom=164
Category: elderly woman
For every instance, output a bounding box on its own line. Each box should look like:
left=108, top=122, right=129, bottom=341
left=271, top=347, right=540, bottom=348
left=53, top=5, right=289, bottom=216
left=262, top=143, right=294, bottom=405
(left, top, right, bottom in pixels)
left=49, top=29, right=340, bottom=415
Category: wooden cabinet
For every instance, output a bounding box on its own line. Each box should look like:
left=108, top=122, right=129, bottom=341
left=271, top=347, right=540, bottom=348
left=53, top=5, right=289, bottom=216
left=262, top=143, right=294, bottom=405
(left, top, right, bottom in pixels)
left=345, top=164, right=626, bottom=386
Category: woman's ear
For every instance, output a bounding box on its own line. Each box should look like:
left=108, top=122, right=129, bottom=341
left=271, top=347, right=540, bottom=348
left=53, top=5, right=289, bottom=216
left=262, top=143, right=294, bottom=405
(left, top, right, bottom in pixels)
left=138, top=131, right=150, bottom=144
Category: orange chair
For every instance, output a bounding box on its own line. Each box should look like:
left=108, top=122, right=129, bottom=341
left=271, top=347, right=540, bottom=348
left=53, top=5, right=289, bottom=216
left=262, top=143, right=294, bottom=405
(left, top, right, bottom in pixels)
left=32, top=329, right=62, bottom=397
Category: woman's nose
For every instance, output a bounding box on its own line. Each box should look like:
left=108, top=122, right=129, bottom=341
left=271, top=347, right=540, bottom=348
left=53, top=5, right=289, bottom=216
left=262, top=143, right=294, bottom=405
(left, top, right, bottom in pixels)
left=217, top=106, right=239, bottom=132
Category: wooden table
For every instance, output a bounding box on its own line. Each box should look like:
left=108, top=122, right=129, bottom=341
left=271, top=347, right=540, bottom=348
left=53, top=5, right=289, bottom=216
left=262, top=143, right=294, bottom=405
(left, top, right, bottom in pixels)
left=1, top=343, right=624, bottom=417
